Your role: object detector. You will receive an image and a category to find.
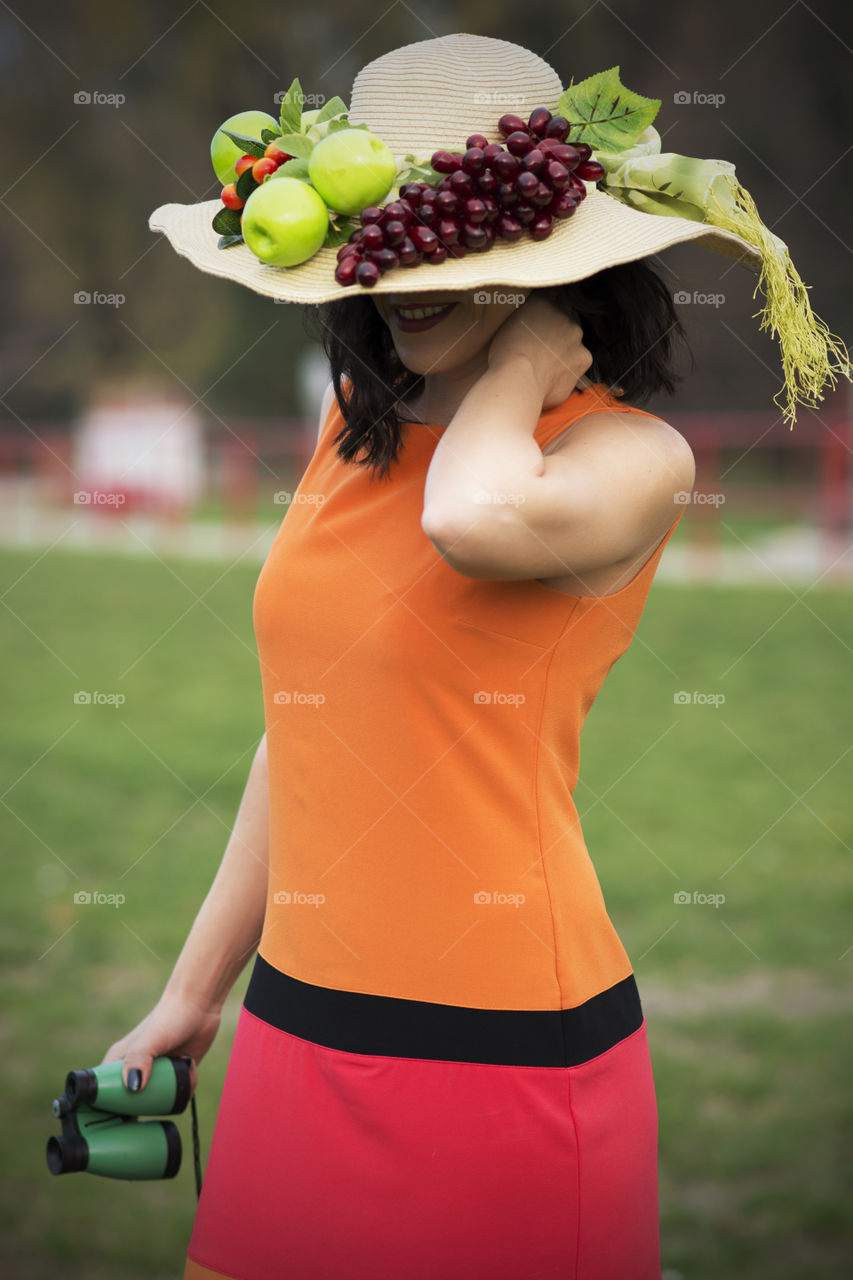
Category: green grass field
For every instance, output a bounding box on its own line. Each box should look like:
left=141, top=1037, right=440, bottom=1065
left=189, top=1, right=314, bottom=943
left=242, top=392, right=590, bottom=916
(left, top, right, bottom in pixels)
left=2, top=540, right=851, bottom=1279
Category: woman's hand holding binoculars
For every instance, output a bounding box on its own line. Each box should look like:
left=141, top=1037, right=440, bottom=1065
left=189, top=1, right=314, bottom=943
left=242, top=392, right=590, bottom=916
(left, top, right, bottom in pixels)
left=100, top=989, right=222, bottom=1096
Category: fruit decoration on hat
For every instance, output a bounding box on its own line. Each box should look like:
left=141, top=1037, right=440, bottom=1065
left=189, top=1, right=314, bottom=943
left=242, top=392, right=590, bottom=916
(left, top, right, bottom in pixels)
left=208, top=72, right=623, bottom=279
left=208, top=67, right=851, bottom=426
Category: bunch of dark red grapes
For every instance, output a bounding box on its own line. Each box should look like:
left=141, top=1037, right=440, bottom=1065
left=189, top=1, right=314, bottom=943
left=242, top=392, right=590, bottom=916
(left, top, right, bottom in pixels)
left=334, top=106, right=605, bottom=288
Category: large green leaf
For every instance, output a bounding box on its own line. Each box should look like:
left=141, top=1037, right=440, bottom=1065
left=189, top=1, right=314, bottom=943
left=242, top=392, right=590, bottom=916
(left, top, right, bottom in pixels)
left=212, top=206, right=243, bottom=235
left=557, top=66, right=661, bottom=153
left=313, top=96, right=348, bottom=125
left=273, top=156, right=311, bottom=180
left=278, top=77, right=304, bottom=135
left=273, top=132, right=315, bottom=159
left=220, top=130, right=266, bottom=159
left=235, top=166, right=259, bottom=200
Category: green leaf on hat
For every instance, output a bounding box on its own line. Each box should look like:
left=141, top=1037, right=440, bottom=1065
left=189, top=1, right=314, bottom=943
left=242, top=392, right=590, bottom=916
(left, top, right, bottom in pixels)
left=235, top=166, right=260, bottom=200
left=212, top=206, right=243, bottom=235
left=303, top=117, right=347, bottom=147
left=220, top=130, right=266, bottom=159
left=273, top=156, right=311, bottom=180
left=394, top=154, right=440, bottom=187
left=323, top=216, right=361, bottom=248
left=217, top=233, right=244, bottom=249
left=273, top=132, right=314, bottom=159
left=278, top=77, right=304, bottom=135
left=557, top=66, right=660, bottom=153
left=313, top=96, right=348, bottom=125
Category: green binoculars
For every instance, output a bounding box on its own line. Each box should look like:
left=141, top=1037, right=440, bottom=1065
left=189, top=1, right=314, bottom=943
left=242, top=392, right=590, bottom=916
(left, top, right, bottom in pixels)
left=46, top=1055, right=192, bottom=1181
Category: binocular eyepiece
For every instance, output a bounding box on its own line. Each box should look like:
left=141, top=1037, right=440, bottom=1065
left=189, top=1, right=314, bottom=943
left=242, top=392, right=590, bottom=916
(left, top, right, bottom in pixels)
left=46, top=1056, right=192, bottom=1181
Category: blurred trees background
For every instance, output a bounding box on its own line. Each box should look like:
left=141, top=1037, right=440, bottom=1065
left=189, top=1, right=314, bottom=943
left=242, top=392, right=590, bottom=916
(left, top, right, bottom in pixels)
left=1, top=0, right=851, bottom=425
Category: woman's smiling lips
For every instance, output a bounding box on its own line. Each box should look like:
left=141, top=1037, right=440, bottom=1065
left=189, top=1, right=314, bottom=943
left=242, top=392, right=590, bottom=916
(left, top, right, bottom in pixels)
left=389, top=301, right=459, bottom=333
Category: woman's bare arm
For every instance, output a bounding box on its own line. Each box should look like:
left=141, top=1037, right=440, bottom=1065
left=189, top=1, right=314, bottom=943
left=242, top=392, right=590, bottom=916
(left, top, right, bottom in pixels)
left=103, top=732, right=270, bottom=1089
left=421, top=298, right=694, bottom=582
left=163, top=731, right=270, bottom=1013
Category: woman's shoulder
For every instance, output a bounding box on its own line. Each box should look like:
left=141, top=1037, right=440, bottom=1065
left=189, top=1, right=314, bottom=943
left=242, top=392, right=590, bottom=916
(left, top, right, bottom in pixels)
left=538, top=383, right=695, bottom=511
left=542, top=380, right=690, bottom=454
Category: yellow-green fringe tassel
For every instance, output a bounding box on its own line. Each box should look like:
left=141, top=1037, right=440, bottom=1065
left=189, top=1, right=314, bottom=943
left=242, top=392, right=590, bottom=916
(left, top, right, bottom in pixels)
left=707, top=179, right=852, bottom=427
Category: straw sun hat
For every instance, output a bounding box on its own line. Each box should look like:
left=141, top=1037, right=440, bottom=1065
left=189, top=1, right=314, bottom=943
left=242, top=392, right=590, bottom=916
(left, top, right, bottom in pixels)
left=149, top=32, right=850, bottom=423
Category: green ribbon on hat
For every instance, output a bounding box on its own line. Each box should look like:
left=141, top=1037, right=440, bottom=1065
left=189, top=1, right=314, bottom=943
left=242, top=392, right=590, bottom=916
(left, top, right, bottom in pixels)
left=592, top=125, right=789, bottom=255
left=594, top=123, right=721, bottom=218
left=556, top=77, right=851, bottom=426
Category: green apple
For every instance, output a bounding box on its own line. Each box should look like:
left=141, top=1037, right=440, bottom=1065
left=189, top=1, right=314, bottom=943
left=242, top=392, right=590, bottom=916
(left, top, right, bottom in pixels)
left=307, top=127, right=397, bottom=215
left=210, top=110, right=279, bottom=186
left=241, top=177, right=329, bottom=267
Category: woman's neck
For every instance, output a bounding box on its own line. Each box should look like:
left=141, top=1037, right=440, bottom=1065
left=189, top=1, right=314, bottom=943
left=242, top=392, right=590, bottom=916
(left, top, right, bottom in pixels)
left=398, top=354, right=490, bottom=427
left=399, top=367, right=596, bottom=426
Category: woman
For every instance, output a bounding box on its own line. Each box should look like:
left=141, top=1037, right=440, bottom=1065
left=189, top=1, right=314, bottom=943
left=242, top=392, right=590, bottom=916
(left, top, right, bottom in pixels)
left=105, top=275, right=688, bottom=1280
left=108, top=31, right=847, bottom=1280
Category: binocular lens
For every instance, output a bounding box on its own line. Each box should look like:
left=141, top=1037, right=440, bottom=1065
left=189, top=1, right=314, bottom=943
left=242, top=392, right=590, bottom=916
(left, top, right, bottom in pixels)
left=65, top=1069, right=97, bottom=1106
left=46, top=1132, right=89, bottom=1175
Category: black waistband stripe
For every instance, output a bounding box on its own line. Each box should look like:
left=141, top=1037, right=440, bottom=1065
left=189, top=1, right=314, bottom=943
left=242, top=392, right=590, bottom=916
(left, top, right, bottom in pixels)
left=243, top=954, right=643, bottom=1067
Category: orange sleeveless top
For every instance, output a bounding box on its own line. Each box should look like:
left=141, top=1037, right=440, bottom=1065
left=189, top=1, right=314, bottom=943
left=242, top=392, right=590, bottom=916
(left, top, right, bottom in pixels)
left=252, top=382, right=684, bottom=1013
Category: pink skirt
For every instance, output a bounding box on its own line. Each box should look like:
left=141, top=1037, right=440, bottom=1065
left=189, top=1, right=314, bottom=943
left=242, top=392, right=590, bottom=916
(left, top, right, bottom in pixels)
left=184, top=959, right=661, bottom=1279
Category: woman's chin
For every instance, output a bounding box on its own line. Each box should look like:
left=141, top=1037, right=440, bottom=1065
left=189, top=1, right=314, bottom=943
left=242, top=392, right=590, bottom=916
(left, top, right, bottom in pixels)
left=391, top=341, right=457, bottom=374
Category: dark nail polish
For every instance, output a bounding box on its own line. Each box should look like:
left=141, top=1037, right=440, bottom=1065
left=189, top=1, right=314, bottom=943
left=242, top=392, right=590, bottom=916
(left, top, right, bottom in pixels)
left=127, top=1067, right=142, bottom=1092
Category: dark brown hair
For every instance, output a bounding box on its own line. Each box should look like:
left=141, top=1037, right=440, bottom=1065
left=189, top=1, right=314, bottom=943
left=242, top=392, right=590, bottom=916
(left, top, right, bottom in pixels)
left=303, top=258, right=693, bottom=481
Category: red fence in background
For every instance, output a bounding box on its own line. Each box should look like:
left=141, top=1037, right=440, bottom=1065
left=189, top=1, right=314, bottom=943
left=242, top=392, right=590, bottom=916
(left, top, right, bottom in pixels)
left=0, top=418, right=313, bottom=521
left=666, top=408, right=851, bottom=577
left=1, top=409, right=851, bottom=560
left=671, top=408, right=851, bottom=526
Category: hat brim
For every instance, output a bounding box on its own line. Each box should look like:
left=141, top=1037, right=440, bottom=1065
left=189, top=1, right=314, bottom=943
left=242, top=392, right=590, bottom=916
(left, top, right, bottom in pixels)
left=148, top=188, right=763, bottom=305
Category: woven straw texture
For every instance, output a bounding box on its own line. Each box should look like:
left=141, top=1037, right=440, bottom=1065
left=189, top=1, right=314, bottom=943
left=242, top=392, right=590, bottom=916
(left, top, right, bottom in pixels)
left=148, top=33, right=763, bottom=304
